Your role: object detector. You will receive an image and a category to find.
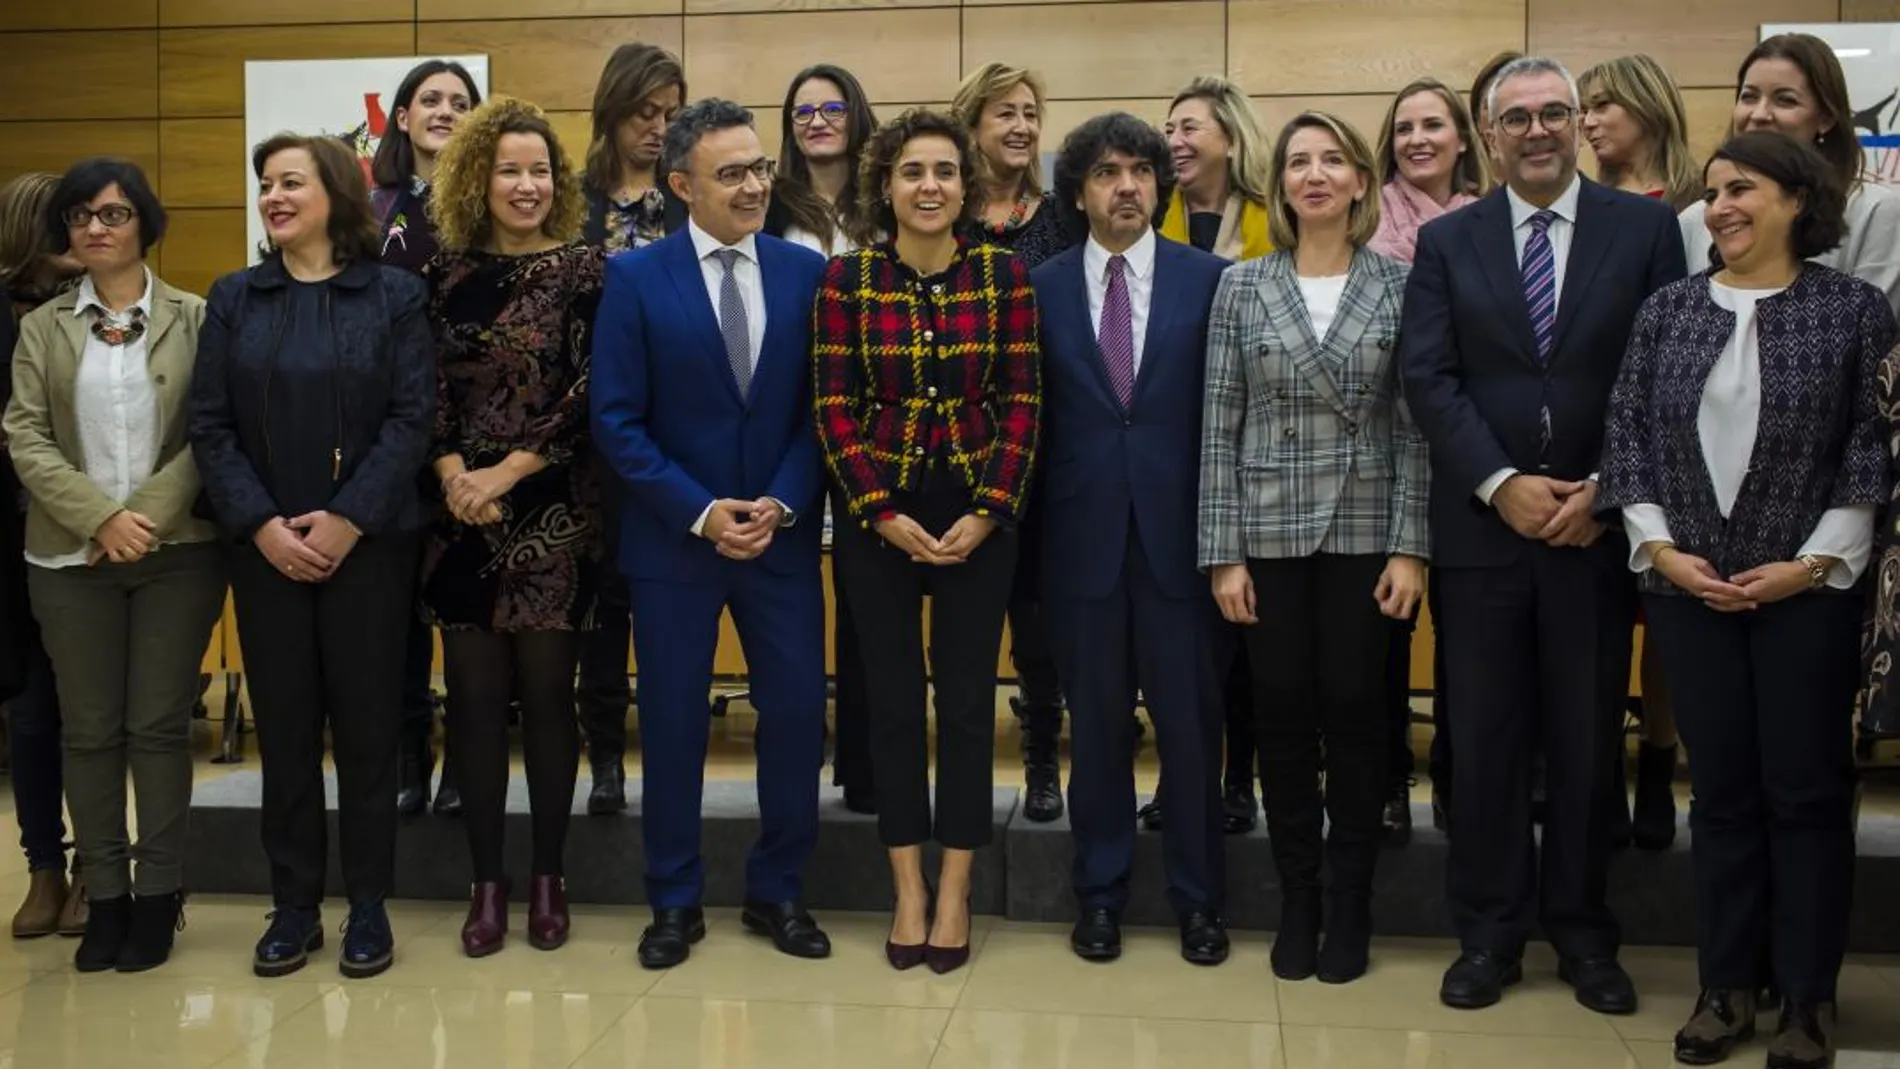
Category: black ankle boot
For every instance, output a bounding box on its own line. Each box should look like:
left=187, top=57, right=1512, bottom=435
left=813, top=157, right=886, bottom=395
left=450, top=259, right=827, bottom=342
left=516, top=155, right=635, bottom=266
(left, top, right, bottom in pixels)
left=117, top=891, right=186, bottom=973
left=1270, top=890, right=1321, bottom=981
left=1013, top=697, right=1064, bottom=823
left=74, top=894, right=132, bottom=973
left=1317, top=891, right=1371, bottom=984
left=397, top=739, right=434, bottom=817
left=1632, top=742, right=1678, bottom=850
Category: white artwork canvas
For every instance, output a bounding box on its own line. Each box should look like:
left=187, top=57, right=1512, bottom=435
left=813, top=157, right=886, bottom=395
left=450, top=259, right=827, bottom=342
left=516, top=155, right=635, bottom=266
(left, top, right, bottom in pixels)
left=1763, top=23, right=1900, bottom=186
left=242, top=56, right=491, bottom=263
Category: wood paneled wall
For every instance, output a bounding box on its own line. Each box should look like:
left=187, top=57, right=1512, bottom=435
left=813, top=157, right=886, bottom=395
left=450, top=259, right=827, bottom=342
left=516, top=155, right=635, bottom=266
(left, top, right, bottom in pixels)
left=0, top=1, right=1879, bottom=294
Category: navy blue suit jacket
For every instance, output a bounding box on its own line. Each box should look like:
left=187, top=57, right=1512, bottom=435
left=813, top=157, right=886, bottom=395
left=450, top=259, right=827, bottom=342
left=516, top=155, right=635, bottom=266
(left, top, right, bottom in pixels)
left=590, top=228, right=827, bottom=584
left=1031, top=236, right=1229, bottom=601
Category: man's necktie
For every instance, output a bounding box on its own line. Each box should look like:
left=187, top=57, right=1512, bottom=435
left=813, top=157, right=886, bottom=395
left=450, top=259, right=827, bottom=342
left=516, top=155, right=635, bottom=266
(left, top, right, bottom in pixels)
left=713, top=248, right=751, bottom=395
left=1100, top=254, right=1134, bottom=409
left=1522, top=209, right=1557, bottom=363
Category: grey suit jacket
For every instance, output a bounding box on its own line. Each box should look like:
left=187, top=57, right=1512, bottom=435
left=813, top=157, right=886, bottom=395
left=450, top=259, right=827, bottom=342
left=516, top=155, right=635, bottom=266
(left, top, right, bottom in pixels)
left=1197, top=247, right=1430, bottom=566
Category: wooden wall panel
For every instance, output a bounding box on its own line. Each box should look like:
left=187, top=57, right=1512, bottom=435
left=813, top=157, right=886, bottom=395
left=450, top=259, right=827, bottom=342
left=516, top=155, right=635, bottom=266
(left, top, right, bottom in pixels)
left=1252, top=95, right=1396, bottom=145
left=0, top=32, right=160, bottom=121
left=685, top=0, right=943, bottom=13
left=685, top=9, right=958, bottom=106
left=1844, top=0, right=1900, bottom=17
left=421, top=0, right=679, bottom=17
left=1231, top=0, right=1524, bottom=96
left=159, top=25, right=417, bottom=119
left=0, top=1, right=156, bottom=30
left=1040, top=99, right=1174, bottom=147
left=964, top=3, right=1225, bottom=101
left=160, top=0, right=413, bottom=26
left=160, top=119, right=248, bottom=208
left=1528, top=0, right=1839, bottom=90
left=548, top=112, right=598, bottom=171
left=154, top=208, right=247, bottom=298
left=418, top=17, right=682, bottom=112
left=0, top=122, right=162, bottom=188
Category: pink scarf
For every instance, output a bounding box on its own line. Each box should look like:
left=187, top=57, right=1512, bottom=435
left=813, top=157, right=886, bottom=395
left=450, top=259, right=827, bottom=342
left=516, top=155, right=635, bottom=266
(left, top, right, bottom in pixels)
left=1368, top=178, right=1476, bottom=264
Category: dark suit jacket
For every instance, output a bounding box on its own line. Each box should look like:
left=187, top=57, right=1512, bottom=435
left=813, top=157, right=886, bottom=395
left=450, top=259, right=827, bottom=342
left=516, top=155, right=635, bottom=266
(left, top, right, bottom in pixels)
left=1031, top=236, right=1229, bottom=602
left=590, top=228, right=827, bottom=585
left=1399, top=178, right=1686, bottom=568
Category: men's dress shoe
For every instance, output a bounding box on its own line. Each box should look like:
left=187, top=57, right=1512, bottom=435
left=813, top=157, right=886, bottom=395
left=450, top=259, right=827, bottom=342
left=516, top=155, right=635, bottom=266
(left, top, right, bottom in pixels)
left=740, top=900, right=831, bottom=959
left=1559, top=957, right=1638, bottom=1015
left=12, top=868, right=68, bottom=938
left=637, top=907, right=706, bottom=969
left=1136, top=800, right=1163, bottom=831
left=116, top=891, right=186, bottom=973
left=1439, top=950, right=1523, bottom=1009
left=1674, top=988, right=1757, bottom=1065
left=1221, top=783, right=1257, bottom=835
left=340, top=899, right=395, bottom=979
left=397, top=743, right=434, bottom=816
left=1271, top=891, right=1322, bottom=981
left=1383, top=781, right=1415, bottom=847
left=1021, top=758, right=1064, bottom=823
left=57, top=862, right=88, bottom=937
left=461, top=881, right=508, bottom=958
left=527, top=876, right=570, bottom=951
left=1071, top=906, right=1122, bottom=962
left=587, top=760, right=628, bottom=816
left=433, top=758, right=464, bottom=817
left=1766, top=1000, right=1835, bottom=1069
left=841, top=784, right=877, bottom=815
left=253, top=907, right=322, bottom=979
left=1317, top=893, right=1371, bottom=984
left=73, top=894, right=132, bottom=974
left=1179, top=909, right=1229, bottom=966
left=1631, top=742, right=1679, bottom=851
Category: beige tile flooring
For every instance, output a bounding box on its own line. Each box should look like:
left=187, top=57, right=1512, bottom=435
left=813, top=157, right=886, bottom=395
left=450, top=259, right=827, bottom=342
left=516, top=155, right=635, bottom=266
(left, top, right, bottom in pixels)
left=0, top=707, right=1892, bottom=1066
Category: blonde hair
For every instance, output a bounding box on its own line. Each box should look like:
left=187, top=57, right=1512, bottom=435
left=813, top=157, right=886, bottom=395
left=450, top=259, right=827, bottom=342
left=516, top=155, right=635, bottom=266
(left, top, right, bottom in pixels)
left=431, top=96, right=586, bottom=251
left=1168, top=76, right=1274, bottom=204
left=952, top=62, right=1049, bottom=197
left=1579, top=54, right=1699, bottom=210
left=1376, top=78, right=1487, bottom=195
left=1267, top=112, right=1382, bottom=251
left=0, top=173, right=58, bottom=295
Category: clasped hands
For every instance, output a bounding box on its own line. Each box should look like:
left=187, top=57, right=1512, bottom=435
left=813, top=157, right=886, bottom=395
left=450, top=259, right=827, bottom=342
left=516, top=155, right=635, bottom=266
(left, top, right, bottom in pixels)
left=874, top=513, right=996, bottom=565
left=443, top=466, right=512, bottom=526
left=703, top=498, right=788, bottom=560
left=1494, top=474, right=1606, bottom=547
left=89, top=508, right=159, bottom=566
left=1651, top=546, right=1815, bottom=612
left=252, top=511, right=359, bottom=582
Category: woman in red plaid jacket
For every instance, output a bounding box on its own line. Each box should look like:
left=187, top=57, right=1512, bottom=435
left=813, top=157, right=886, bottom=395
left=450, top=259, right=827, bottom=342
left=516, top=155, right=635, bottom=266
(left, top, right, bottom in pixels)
left=812, top=108, right=1041, bottom=977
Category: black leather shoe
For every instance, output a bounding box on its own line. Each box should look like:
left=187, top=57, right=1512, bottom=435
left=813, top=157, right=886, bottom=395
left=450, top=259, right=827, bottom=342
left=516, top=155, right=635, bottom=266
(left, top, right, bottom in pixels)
left=253, top=907, right=322, bottom=979
left=587, top=760, right=628, bottom=816
left=1022, top=759, right=1064, bottom=823
left=116, top=891, right=186, bottom=973
left=339, top=899, right=394, bottom=979
left=1317, top=892, right=1371, bottom=984
left=1674, top=988, right=1757, bottom=1065
left=1559, top=956, right=1638, bottom=1015
left=1220, top=782, right=1257, bottom=835
left=433, top=757, right=464, bottom=817
left=1070, top=906, right=1121, bottom=962
left=396, top=742, right=433, bottom=817
left=1439, top=950, right=1523, bottom=1009
left=1179, top=909, right=1228, bottom=966
left=1136, top=800, right=1162, bottom=831
left=1766, top=999, right=1836, bottom=1069
left=1271, top=890, right=1321, bottom=981
left=74, top=894, right=132, bottom=974
left=740, top=900, right=830, bottom=959
left=637, top=907, right=706, bottom=969
left=1383, top=780, right=1414, bottom=847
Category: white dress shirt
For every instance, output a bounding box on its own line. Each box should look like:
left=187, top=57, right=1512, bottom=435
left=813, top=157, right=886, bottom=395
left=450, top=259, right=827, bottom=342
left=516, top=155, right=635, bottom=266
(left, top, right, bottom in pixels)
left=1296, top=273, right=1349, bottom=343
left=1476, top=175, right=1585, bottom=506
left=1083, top=228, right=1156, bottom=377
left=1621, top=279, right=1872, bottom=588
left=28, top=269, right=159, bottom=570
left=685, top=222, right=790, bottom=537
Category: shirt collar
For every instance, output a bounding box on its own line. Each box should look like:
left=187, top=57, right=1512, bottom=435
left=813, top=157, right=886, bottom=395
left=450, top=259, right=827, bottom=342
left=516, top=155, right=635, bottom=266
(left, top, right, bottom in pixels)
left=689, top=220, right=759, bottom=265
left=73, top=266, right=154, bottom=320
left=1506, top=174, right=1582, bottom=231
left=1083, top=227, right=1156, bottom=283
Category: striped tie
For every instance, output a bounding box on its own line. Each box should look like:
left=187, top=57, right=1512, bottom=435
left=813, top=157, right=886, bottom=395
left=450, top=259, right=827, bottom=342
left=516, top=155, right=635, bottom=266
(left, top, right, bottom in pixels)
left=1100, top=254, right=1134, bottom=409
left=1521, top=210, right=1557, bottom=363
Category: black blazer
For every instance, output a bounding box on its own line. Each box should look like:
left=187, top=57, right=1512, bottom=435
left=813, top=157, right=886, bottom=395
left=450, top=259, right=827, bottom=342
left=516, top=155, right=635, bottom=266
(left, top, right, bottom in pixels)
left=1398, top=179, right=1686, bottom=568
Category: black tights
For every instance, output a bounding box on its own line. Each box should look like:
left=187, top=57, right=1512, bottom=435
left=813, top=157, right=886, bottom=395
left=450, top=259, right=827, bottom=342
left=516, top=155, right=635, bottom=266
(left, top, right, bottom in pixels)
left=442, top=630, right=582, bottom=883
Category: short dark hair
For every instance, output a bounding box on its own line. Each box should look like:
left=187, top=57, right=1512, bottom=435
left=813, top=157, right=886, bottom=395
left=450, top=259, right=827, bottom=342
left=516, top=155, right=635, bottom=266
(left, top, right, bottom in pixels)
left=251, top=133, right=381, bottom=265
left=662, top=98, right=755, bottom=179
left=370, top=59, right=483, bottom=189
left=1704, top=130, right=1847, bottom=266
left=856, top=108, right=980, bottom=238
left=44, top=157, right=167, bottom=259
left=1051, top=112, right=1175, bottom=241
left=1736, top=34, right=1864, bottom=193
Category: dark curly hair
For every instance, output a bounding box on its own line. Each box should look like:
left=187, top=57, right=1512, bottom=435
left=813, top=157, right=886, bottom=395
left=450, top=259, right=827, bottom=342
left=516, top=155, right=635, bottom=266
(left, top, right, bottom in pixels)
left=856, top=108, right=980, bottom=238
left=1703, top=130, right=1847, bottom=267
left=1051, top=112, right=1175, bottom=241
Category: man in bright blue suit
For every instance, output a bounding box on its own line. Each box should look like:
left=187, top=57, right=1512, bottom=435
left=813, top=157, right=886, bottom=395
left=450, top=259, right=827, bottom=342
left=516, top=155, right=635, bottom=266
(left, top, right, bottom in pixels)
left=591, top=98, right=830, bottom=970
left=1031, top=113, right=1233, bottom=966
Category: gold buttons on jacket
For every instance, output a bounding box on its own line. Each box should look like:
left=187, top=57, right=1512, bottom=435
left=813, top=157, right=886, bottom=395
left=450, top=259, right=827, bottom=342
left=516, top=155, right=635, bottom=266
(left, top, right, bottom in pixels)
left=924, top=330, right=935, bottom=342
left=913, top=446, right=926, bottom=456
left=927, top=387, right=939, bottom=398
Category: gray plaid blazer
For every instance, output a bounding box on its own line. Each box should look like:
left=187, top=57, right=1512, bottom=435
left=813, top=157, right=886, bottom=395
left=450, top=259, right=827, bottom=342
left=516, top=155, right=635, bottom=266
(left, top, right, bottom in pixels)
left=1197, top=247, right=1431, bottom=567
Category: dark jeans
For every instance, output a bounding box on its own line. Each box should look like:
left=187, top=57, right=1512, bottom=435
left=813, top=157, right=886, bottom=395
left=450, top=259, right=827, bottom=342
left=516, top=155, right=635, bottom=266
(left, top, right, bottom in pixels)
left=1645, top=591, right=1861, bottom=1000
left=7, top=633, right=64, bottom=872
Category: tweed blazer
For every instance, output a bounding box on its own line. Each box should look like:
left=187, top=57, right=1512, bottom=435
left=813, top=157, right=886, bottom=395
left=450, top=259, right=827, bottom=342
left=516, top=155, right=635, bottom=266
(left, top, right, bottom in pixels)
left=1198, top=246, right=1430, bottom=567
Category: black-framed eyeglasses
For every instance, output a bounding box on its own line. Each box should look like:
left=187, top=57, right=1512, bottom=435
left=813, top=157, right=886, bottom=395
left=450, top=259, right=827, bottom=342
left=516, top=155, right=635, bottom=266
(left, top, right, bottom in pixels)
left=63, top=204, right=135, bottom=229
left=1496, top=104, right=1576, bottom=138
left=792, top=101, right=849, bottom=127
left=714, top=158, right=776, bottom=188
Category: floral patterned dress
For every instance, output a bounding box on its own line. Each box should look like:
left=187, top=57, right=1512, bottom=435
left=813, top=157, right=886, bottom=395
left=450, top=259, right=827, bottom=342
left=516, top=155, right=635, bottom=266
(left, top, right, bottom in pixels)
left=421, top=242, right=605, bottom=632
left=1861, top=343, right=1900, bottom=737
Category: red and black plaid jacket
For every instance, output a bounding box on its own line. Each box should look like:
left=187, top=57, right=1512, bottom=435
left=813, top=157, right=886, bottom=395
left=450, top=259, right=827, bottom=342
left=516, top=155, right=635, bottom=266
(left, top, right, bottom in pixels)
left=813, top=240, right=1041, bottom=525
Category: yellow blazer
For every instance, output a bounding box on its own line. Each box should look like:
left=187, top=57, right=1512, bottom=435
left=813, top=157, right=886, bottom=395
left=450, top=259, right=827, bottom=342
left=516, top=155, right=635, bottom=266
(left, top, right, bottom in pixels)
left=1160, top=190, right=1275, bottom=262
left=3, top=275, right=216, bottom=559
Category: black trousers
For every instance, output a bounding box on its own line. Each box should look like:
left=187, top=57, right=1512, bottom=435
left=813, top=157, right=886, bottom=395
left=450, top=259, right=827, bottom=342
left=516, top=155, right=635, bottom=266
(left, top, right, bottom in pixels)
left=829, top=489, right=873, bottom=795
left=1645, top=591, right=1860, bottom=1000
left=835, top=483, right=1016, bottom=849
left=1223, top=641, right=1256, bottom=791
left=1436, top=544, right=1634, bottom=959
left=398, top=538, right=439, bottom=757
left=1244, top=554, right=1390, bottom=895
left=1387, top=610, right=1419, bottom=787
left=575, top=462, right=632, bottom=763
left=1008, top=496, right=1064, bottom=735
left=1426, top=579, right=1453, bottom=798
left=230, top=535, right=415, bottom=908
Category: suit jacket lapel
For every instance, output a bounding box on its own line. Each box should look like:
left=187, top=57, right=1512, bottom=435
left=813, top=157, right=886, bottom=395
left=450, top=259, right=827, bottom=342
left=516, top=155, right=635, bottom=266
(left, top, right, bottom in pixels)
left=1059, top=248, right=1118, bottom=411
left=1549, top=181, right=1612, bottom=360
left=1314, top=248, right=1382, bottom=380
left=662, top=233, right=743, bottom=405
left=751, top=239, right=794, bottom=407
left=1468, top=191, right=1541, bottom=365
left=1130, top=240, right=1179, bottom=405
left=1260, top=254, right=1350, bottom=418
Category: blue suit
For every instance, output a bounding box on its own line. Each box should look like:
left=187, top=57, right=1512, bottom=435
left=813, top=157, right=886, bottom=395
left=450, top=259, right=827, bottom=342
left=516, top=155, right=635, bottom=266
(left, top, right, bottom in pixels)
left=1031, top=234, right=1230, bottom=915
left=591, top=227, right=828, bottom=908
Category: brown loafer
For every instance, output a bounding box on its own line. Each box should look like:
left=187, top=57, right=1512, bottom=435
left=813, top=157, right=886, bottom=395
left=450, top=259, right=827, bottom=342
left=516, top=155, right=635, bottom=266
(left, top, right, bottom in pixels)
left=12, top=869, right=67, bottom=939
left=57, top=866, right=89, bottom=938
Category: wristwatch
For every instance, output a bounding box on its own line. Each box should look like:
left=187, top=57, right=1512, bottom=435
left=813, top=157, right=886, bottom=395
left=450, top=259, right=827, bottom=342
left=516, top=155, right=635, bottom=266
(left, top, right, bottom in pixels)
left=1798, top=553, right=1832, bottom=589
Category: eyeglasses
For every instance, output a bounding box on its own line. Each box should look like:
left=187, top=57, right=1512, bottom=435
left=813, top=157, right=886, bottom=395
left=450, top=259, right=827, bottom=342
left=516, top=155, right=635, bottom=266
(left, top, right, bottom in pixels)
left=1496, top=104, right=1576, bottom=138
left=792, top=101, right=849, bottom=127
left=63, top=204, right=136, bottom=229
left=713, top=158, right=776, bottom=188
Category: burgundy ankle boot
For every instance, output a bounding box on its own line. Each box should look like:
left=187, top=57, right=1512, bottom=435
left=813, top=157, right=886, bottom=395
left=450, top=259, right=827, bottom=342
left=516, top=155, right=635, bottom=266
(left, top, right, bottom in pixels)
left=461, top=881, right=507, bottom=958
left=527, top=876, right=569, bottom=951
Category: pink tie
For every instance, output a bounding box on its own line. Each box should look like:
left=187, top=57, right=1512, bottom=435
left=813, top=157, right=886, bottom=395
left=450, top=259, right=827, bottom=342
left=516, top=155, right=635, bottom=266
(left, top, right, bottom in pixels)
left=1100, top=254, right=1134, bottom=409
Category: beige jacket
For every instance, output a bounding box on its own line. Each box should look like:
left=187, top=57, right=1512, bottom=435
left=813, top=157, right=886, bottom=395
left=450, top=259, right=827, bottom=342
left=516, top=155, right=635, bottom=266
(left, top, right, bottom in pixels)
left=3, top=275, right=217, bottom=559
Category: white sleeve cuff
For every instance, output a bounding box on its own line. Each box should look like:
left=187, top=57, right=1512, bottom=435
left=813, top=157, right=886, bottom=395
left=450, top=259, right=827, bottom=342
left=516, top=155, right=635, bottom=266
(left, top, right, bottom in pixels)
left=1621, top=504, right=1673, bottom=573
left=690, top=502, right=715, bottom=538
left=1798, top=504, right=1876, bottom=588
left=1475, top=467, right=1518, bottom=507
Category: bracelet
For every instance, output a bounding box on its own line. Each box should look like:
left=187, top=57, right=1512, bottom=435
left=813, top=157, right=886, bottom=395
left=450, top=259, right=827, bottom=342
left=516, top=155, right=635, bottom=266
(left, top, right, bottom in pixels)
left=1798, top=553, right=1831, bottom=589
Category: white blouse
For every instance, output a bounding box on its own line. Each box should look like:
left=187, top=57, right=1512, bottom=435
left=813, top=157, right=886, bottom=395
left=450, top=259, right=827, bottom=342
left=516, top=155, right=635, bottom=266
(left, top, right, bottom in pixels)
left=1621, top=279, right=1873, bottom=587
left=1296, top=273, right=1349, bottom=343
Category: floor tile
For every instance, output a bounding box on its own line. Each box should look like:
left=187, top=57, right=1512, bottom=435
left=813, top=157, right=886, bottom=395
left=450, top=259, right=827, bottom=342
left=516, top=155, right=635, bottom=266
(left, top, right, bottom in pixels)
left=931, top=1008, right=1285, bottom=1069
left=646, top=909, right=987, bottom=1009
left=956, top=922, right=1278, bottom=1024
left=1278, top=1024, right=1645, bottom=1069
left=0, top=973, right=326, bottom=1069
left=1613, top=948, right=1900, bottom=1049
left=351, top=904, right=663, bottom=997
left=570, top=995, right=946, bottom=1069
left=209, top=985, right=636, bottom=1069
